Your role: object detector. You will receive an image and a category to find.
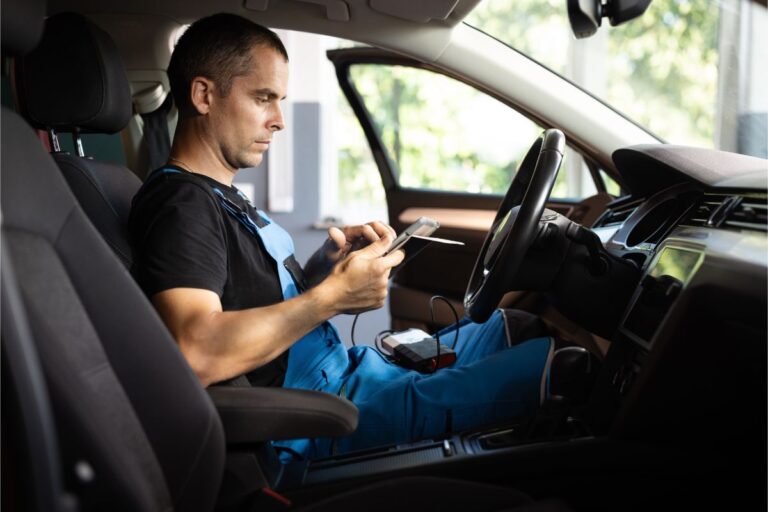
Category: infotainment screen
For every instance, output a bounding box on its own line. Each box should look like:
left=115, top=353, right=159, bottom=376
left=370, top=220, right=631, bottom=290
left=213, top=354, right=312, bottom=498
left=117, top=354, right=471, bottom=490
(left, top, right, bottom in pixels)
left=621, top=246, right=703, bottom=344
left=649, top=247, right=703, bottom=285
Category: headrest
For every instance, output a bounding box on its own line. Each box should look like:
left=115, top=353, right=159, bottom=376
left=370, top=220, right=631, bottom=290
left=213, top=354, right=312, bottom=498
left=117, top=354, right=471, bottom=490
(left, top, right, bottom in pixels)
left=0, top=0, right=46, bottom=55
left=16, top=12, right=132, bottom=134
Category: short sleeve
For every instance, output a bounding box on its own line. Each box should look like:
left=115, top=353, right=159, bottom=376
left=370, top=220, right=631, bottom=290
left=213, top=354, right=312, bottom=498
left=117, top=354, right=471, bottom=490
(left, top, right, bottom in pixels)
left=132, top=180, right=228, bottom=297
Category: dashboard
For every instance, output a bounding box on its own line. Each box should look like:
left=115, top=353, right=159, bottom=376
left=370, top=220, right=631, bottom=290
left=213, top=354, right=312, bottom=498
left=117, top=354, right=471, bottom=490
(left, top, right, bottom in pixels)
left=581, top=144, right=767, bottom=446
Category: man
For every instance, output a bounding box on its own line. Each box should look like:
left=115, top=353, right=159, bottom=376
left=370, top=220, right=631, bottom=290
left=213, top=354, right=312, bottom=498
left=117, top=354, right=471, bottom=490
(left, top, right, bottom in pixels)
left=129, top=13, right=553, bottom=458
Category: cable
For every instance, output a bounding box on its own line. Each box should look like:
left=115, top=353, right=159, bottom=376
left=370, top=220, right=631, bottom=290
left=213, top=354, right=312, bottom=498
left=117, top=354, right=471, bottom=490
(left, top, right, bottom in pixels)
left=351, top=312, right=395, bottom=359
left=374, top=329, right=395, bottom=359
left=429, top=295, right=460, bottom=348
left=273, top=445, right=304, bottom=461
left=350, top=313, right=360, bottom=346
left=429, top=295, right=461, bottom=373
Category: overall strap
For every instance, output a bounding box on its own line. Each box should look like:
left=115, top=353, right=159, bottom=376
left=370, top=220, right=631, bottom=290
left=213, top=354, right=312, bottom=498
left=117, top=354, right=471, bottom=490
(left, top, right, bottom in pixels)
left=209, top=187, right=306, bottom=299
left=140, top=167, right=307, bottom=300
left=211, top=187, right=269, bottom=232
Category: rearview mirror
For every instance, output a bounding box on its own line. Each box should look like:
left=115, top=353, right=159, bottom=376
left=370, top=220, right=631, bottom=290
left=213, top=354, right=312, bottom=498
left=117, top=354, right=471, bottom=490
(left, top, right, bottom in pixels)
left=567, top=0, right=652, bottom=39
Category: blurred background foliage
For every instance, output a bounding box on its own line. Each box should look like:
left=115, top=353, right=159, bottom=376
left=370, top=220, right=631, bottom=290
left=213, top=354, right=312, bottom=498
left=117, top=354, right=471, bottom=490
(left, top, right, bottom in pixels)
left=467, top=0, right=720, bottom=147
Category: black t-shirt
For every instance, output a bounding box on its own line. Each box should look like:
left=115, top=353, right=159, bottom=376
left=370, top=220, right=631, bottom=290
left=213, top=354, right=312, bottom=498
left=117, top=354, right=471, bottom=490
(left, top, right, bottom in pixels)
left=128, top=166, right=289, bottom=387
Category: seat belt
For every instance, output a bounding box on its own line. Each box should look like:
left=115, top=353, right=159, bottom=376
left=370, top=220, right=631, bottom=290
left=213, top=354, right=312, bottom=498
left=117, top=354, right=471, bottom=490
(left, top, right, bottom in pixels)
left=139, top=94, right=172, bottom=172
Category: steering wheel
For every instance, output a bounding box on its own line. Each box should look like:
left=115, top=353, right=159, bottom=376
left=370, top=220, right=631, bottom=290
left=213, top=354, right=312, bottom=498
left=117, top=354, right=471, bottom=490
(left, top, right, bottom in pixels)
left=464, top=129, right=565, bottom=323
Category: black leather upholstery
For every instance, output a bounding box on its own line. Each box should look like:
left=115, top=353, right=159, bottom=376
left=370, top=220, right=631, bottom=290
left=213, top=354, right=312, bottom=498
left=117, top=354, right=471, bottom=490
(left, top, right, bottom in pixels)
left=16, top=12, right=132, bottom=133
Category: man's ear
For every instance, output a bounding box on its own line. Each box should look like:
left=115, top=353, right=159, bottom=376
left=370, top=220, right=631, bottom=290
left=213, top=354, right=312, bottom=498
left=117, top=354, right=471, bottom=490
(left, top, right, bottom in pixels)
left=190, top=77, right=215, bottom=115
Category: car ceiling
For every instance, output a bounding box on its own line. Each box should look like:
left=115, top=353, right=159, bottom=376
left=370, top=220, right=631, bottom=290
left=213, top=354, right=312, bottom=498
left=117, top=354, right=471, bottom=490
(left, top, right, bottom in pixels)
left=49, top=0, right=477, bottom=60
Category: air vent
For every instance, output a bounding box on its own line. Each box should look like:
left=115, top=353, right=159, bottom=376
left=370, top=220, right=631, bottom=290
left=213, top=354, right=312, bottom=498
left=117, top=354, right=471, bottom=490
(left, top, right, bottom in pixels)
left=680, top=193, right=730, bottom=227
left=681, top=193, right=767, bottom=232
left=724, top=197, right=768, bottom=232
left=596, top=198, right=643, bottom=227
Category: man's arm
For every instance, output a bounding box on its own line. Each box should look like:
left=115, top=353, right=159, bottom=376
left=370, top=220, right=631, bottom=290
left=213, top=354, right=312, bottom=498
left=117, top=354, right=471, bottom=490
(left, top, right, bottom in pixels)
left=153, top=235, right=404, bottom=387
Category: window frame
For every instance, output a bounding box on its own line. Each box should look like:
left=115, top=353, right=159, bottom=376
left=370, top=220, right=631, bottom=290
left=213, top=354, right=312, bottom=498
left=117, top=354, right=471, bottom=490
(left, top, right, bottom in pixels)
left=327, top=47, right=625, bottom=200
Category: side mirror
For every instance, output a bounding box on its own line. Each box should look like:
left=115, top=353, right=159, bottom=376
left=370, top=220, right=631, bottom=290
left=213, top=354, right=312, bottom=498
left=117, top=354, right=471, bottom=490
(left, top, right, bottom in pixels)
left=567, top=0, right=652, bottom=39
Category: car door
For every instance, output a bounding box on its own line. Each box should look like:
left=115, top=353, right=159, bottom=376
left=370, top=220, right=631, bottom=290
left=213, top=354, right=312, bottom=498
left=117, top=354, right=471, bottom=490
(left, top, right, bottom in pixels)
left=328, top=47, right=617, bottom=331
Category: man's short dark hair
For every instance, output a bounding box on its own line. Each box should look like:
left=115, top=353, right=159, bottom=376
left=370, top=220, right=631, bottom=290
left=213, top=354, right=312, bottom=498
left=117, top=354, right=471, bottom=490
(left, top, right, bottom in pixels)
left=168, top=13, right=288, bottom=116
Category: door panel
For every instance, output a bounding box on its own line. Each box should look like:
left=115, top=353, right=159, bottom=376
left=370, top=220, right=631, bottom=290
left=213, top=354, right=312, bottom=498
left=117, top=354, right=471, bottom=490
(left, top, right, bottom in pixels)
left=328, top=48, right=611, bottom=331
left=387, top=191, right=501, bottom=316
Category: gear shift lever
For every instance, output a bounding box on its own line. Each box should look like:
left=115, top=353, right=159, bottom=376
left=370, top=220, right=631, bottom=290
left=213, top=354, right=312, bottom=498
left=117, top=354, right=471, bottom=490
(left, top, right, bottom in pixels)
left=549, top=346, right=597, bottom=404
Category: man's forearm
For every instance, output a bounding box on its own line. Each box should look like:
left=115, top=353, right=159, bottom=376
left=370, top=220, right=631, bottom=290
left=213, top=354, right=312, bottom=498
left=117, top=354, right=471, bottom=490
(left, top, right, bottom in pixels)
left=154, top=284, right=341, bottom=386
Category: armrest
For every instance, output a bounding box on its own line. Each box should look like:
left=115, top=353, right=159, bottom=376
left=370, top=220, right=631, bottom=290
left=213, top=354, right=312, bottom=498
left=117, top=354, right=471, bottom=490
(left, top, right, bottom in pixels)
left=206, top=387, right=359, bottom=444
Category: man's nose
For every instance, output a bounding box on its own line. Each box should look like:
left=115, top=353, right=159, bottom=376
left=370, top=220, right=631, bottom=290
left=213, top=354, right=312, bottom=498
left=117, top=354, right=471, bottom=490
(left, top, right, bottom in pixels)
left=270, top=104, right=285, bottom=132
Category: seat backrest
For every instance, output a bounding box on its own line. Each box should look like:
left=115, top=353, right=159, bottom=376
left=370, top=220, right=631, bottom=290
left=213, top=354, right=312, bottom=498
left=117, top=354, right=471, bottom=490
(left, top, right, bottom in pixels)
left=1, top=106, right=226, bottom=512
left=15, top=12, right=143, bottom=268
left=2, top=8, right=225, bottom=511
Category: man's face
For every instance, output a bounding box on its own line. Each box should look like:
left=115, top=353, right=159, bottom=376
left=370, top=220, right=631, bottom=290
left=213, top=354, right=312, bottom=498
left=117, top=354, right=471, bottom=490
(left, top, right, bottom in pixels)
left=208, top=45, right=288, bottom=170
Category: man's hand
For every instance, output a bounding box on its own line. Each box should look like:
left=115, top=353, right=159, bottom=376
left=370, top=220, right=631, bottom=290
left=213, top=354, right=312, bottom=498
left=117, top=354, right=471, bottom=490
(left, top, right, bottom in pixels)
left=327, top=221, right=396, bottom=263
left=318, top=234, right=404, bottom=314
left=305, top=221, right=396, bottom=286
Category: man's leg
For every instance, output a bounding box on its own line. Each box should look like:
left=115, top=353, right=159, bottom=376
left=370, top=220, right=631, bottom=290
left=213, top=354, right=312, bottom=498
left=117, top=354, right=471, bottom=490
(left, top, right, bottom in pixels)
left=439, top=309, right=549, bottom=364
left=326, top=335, right=553, bottom=455
left=283, top=322, right=350, bottom=392
left=283, top=311, right=551, bottom=458
left=276, top=322, right=353, bottom=460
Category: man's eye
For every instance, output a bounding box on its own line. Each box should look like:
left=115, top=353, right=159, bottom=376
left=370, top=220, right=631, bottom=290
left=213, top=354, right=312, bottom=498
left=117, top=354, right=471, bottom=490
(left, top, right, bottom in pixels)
left=255, top=97, right=269, bottom=104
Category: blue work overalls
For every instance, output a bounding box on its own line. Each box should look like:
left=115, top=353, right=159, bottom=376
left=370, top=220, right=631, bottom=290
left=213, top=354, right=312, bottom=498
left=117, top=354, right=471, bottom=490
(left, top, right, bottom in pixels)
left=149, top=168, right=554, bottom=459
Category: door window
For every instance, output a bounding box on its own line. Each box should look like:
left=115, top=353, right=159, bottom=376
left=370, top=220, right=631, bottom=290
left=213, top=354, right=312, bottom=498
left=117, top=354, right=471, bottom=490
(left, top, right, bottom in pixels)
left=346, top=63, right=598, bottom=199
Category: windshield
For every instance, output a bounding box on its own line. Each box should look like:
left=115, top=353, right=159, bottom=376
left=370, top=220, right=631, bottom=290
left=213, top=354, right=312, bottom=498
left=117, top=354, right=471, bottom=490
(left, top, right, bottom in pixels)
left=466, top=0, right=767, bottom=158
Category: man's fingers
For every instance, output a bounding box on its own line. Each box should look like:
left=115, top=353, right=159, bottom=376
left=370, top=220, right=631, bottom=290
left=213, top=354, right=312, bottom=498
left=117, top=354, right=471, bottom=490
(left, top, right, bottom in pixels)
left=359, top=224, right=380, bottom=244
left=326, top=227, right=347, bottom=256
left=368, top=221, right=394, bottom=239
left=381, top=248, right=405, bottom=268
left=343, top=221, right=396, bottom=242
left=370, top=248, right=404, bottom=272
left=356, top=234, right=393, bottom=258
left=342, top=224, right=379, bottom=241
